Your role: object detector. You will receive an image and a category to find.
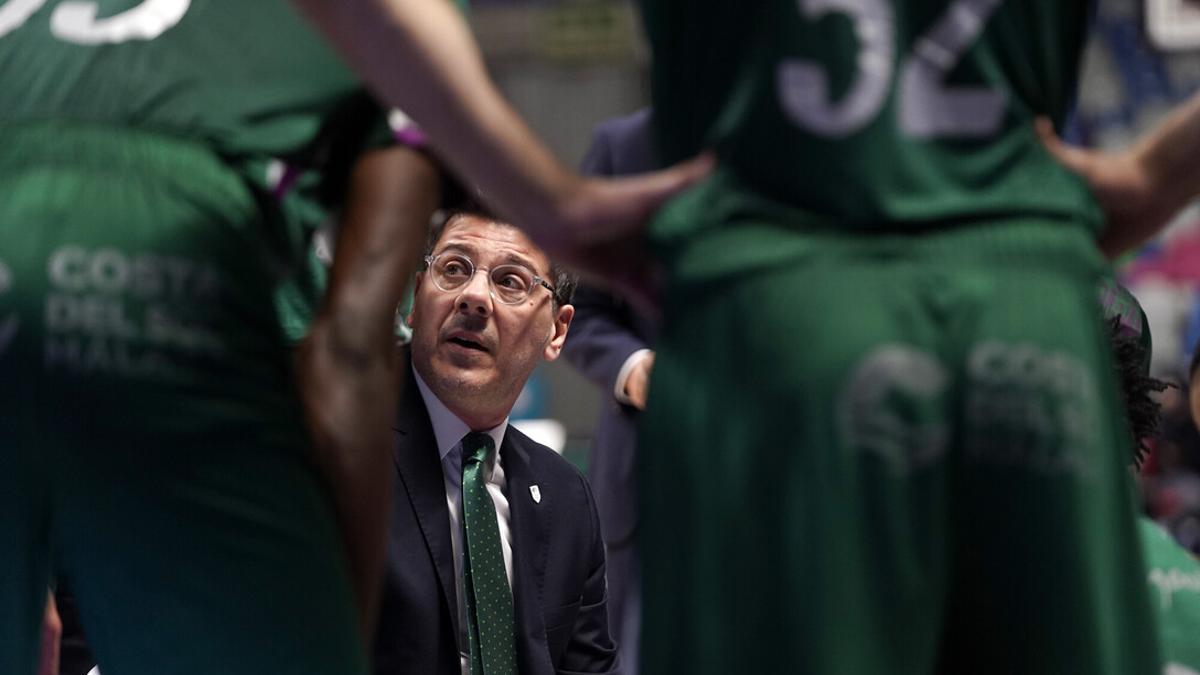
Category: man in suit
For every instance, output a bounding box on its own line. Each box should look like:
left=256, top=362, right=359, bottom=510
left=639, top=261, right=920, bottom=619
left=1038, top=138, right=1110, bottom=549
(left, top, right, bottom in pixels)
left=375, top=205, right=618, bottom=675
left=561, top=108, right=659, bottom=675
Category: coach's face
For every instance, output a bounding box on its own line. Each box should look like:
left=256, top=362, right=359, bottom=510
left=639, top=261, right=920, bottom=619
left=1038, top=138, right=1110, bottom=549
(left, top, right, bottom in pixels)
left=408, top=214, right=573, bottom=429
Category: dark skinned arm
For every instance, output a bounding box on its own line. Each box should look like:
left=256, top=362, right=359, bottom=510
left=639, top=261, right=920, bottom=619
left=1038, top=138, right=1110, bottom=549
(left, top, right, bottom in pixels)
left=296, top=145, right=442, bottom=640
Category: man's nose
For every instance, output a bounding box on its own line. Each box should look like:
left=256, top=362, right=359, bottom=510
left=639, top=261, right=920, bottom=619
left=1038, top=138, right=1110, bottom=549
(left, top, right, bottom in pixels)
left=456, top=270, right=493, bottom=316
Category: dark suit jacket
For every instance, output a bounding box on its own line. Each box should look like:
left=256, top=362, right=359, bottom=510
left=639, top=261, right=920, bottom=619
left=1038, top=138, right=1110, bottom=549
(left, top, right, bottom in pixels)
left=374, top=367, right=618, bottom=675
left=561, top=108, right=659, bottom=546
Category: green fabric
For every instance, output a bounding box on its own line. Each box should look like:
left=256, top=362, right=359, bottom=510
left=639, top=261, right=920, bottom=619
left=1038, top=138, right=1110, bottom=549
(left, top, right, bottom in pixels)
left=0, top=0, right=401, bottom=345
left=461, top=432, right=518, bottom=675
left=0, top=10, right=373, bottom=669
left=0, top=124, right=367, bottom=675
left=0, top=0, right=360, bottom=160
left=639, top=221, right=1160, bottom=674
left=639, top=0, right=1100, bottom=279
left=267, top=93, right=395, bottom=344
left=1142, top=519, right=1200, bottom=672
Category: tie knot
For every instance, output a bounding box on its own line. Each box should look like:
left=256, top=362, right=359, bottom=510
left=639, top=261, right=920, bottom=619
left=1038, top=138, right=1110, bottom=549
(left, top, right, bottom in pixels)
left=462, top=432, right=494, bottom=467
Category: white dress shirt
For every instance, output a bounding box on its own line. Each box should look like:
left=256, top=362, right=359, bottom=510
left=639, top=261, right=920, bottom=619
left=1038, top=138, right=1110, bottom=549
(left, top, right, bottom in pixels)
left=412, top=367, right=515, bottom=675
left=614, top=348, right=654, bottom=405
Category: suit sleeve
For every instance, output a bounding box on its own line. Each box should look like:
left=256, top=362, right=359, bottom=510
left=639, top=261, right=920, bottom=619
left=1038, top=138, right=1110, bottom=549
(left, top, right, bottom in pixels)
left=560, top=121, right=652, bottom=399
left=561, top=285, right=649, bottom=398
left=554, top=473, right=619, bottom=674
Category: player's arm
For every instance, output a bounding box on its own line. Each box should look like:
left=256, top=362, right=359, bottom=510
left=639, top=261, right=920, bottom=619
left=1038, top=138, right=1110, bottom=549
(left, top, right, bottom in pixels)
left=289, top=0, right=710, bottom=276
left=1037, top=93, right=1200, bottom=257
left=297, top=145, right=442, bottom=639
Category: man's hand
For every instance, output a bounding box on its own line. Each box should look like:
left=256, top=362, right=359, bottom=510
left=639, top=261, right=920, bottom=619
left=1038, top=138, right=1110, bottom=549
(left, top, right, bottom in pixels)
left=1037, top=98, right=1200, bottom=257
left=621, top=351, right=655, bottom=412
left=39, top=591, right=60, bottom=675
left=548, top=155, right=714, bottom=315
left=1035, top=118, right=1171, bottom=257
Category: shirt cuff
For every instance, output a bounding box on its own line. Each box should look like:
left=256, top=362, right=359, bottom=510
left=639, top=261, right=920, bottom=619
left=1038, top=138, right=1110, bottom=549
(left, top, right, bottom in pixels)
left=614, top=349, right=654, bottom=405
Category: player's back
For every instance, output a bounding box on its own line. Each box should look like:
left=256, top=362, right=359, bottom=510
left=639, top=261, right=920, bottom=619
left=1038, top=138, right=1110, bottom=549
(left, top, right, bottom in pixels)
left=640, top=0, right=1098, bottom=236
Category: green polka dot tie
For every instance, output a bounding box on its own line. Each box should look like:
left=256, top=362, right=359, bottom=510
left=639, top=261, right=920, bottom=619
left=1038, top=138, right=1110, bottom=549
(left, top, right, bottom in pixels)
left=461, top=432, right=518, bottom=675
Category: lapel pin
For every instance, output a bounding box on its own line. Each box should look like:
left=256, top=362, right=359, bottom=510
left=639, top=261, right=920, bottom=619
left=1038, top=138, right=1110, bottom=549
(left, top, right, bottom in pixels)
left=530, top=485, right=542, bottom=504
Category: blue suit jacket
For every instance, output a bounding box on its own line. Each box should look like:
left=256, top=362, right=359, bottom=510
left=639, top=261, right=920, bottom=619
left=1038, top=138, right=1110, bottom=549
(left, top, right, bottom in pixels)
left=561, top=108, right=659, bottom=546
left=374, top=365, right=618, bottom=675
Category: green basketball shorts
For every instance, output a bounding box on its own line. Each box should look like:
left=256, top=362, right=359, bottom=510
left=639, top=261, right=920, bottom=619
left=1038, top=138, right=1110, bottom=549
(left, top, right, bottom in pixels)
left=0, top=123, right=367, bottom=675
left=639, top=219, right=1160, bottom=675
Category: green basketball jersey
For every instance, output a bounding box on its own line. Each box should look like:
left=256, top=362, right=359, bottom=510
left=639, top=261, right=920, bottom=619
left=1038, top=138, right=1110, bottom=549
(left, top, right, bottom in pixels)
left=0, top=1, right=427, bottom=342
left=640, top=0, right=1100, bottom=239
left=1141, top=518, right=1200, bottom=672
left=0, top=0, right=362, bottom=158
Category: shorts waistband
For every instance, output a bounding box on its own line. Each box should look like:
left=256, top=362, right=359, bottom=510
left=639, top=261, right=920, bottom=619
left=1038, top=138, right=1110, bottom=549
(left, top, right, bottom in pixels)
left=664, top=217, right=1105, bottom=287
left=0, top=120, right=248, bottom=200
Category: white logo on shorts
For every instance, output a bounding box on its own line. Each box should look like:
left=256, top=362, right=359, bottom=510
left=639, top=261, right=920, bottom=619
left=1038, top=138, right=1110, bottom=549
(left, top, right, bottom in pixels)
left=839, top=344, right=950, bottom=473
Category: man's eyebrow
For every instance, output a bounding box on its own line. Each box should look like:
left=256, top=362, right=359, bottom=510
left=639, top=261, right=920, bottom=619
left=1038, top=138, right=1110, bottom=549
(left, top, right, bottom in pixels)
left=436, top=241, right=544, bottom=275
left=433, top=242, right=476, bottom=256
left=497, top=252, right=543, bottom=273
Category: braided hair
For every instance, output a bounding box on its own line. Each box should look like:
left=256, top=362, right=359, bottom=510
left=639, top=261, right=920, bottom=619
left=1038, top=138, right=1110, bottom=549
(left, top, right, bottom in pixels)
left=1107, top=315, right=1170, bottom=467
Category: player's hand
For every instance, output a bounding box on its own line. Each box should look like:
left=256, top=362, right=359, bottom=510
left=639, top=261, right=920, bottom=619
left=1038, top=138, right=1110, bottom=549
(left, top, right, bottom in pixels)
left=1035, top=117, right=1174, bottom=257
left=39, top=591, right=60, bottom=675
left=622, top=351, right=655, bottom=411
left=549, top=153, right=714, bottom=314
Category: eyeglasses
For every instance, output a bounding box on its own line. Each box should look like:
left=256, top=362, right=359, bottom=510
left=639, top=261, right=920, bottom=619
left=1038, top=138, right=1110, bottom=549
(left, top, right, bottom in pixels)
left=423, top=252, right=556, bottom=305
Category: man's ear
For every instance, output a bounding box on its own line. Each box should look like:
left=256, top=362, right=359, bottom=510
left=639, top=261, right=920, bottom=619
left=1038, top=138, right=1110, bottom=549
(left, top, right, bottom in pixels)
left=543, top=303, right=575, bottom=361
left=405, top=273, right=424, bottom=327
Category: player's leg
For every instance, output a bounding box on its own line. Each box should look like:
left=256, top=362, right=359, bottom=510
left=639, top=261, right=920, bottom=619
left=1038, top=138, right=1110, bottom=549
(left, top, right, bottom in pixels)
left=58, top=418, right=368, bottom=675
left=7, top=126, right=368, bottom=675
left=938, top=224, right=1160, bottom=674
left=640, top=232, right=953, bottom=674
left=0, top=155, right=64, bottom=675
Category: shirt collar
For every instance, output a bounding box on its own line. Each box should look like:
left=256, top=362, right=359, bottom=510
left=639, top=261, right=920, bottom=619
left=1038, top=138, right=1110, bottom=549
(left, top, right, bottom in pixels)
left=412, top=364, right=508, bottom=464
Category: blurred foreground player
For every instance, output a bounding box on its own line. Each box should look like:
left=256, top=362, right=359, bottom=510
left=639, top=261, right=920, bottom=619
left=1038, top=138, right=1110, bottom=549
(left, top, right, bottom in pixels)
left=0, top=3, right=433, bottom=674
left=1102, top=282, right=1200, bottom=675
left=600, top=2, right=1158, bottom=673
left=0, top=2, right=704, bottom=675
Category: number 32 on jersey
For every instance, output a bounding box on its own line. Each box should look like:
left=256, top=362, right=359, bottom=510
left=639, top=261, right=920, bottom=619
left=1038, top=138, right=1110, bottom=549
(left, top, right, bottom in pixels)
left=778, top=0, right=1005, bottom=139
left=0, top=0, right=189, bottom=44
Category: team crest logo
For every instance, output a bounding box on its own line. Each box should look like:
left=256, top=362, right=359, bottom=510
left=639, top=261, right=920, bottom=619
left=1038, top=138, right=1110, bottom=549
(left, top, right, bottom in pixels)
left=529, top=485, right=542, bottom=504
left=838, top=344, right=950, bottom=474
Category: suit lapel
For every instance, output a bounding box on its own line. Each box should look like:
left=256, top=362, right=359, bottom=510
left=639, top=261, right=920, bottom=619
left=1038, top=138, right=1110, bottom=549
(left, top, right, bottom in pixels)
left=502, top=430, right=555, bottom=673
left=393, top=368, right=460, bottom=638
